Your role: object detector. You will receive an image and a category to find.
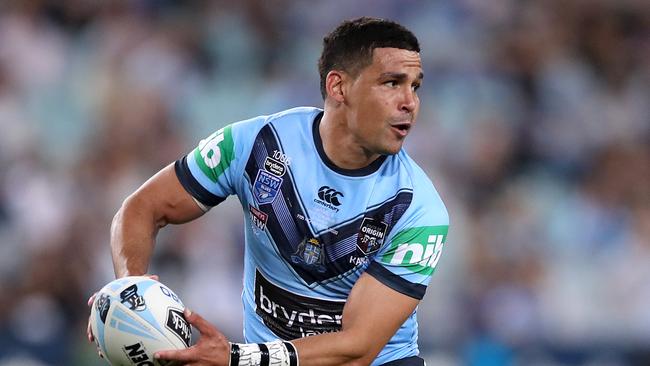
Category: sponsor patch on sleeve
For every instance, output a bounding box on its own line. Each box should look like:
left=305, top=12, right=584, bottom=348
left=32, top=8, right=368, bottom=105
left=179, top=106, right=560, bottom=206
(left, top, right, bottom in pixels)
left=380, top=225, right=448, bottom=276
left=193, top=125, right=234, bottom=183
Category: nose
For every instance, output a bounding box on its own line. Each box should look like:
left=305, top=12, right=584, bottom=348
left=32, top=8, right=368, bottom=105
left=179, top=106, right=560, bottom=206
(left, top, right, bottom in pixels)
left=400, top=87, right=417, bottom=113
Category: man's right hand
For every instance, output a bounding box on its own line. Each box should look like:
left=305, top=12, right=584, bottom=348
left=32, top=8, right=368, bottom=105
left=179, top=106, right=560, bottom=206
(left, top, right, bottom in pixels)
left=86, top=275, right=160, bottom=354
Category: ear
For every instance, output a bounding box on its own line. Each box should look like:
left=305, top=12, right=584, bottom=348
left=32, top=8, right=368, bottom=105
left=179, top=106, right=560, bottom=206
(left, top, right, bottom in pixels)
left=325, top=70, right=346, bottom=103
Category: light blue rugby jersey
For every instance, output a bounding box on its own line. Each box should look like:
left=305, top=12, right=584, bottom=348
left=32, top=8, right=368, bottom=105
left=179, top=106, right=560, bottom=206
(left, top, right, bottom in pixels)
left=175, top=107, right=449, bottom=365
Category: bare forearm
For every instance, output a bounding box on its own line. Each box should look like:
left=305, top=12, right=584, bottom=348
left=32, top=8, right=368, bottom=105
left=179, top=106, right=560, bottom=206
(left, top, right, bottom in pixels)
left=288, top=274, right=417, bottom=366
left=110, top=195, right=162, bottom=277
left=291, top=331, right=376, bottom=366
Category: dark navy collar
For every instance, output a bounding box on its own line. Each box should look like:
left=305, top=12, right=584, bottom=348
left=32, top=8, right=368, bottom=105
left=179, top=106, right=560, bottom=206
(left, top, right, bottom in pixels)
left=312, top=111, right=387, bottom=177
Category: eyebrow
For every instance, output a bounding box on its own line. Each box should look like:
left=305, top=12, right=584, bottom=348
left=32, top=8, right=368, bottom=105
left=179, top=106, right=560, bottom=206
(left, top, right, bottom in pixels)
left=379, top=72, right=424, bottom=81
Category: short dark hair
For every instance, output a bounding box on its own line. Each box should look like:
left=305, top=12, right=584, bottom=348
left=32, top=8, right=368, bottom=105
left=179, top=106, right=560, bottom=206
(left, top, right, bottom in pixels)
left=318, top=17, right=420, bottom=100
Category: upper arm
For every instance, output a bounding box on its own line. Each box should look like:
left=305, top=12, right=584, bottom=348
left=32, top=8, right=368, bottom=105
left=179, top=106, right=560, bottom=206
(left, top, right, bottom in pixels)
left=333, top=179, right=448, bottom=363
left=174, top=118, right=266, bottom=207
left=111, top=163, right=206, bottom=278
left=138, top=118, right=262, bottom=226
left=125, top=163, right=206, bottom=226
left=342, top=273, right=420, bottom=360
left=290, top=273, right=419, bottom=366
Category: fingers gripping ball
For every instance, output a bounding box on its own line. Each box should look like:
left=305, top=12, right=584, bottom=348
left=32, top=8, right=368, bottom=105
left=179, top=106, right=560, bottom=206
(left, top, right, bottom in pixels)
left=90, top=276, right=192, bottom=365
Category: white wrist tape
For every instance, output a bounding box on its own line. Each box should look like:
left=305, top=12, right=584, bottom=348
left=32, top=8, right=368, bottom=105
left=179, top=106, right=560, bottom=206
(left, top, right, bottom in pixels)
left=229, top=340, right=298, bottom=366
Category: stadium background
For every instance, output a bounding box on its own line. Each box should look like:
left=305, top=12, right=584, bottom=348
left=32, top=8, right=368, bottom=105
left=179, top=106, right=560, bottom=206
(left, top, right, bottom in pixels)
left=0, top=1, right=648, bottom=365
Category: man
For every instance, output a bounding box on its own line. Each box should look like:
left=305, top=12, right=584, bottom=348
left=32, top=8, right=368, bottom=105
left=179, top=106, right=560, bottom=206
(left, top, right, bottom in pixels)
left=90, top=17, right=449, bottom=366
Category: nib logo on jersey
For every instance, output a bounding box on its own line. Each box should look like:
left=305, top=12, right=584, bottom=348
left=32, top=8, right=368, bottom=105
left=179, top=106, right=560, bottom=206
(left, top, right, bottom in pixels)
left=314, top=186, right=343, bottom=212
left=382, top=225, right=448, bottom=275
left=255, top=270, right=344, bottom=340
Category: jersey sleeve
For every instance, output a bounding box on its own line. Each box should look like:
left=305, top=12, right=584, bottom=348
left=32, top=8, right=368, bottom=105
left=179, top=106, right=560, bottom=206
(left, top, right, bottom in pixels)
left=174, top=116, right=266, bottom=208
left=365, top=185, right=449, bottom=300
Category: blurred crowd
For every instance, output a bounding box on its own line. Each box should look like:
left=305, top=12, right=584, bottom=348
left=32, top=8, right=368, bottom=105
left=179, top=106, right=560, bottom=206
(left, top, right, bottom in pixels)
left=0, top=1, right=648, bottom=365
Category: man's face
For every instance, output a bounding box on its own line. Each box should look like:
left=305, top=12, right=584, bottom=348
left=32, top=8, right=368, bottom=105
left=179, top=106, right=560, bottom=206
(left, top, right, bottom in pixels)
left=344, top=47, right=422, bottom=156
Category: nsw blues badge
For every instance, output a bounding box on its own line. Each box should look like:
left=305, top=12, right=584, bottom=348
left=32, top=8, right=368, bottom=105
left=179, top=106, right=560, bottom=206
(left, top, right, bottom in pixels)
left=254, top=170, right=283, bottom=205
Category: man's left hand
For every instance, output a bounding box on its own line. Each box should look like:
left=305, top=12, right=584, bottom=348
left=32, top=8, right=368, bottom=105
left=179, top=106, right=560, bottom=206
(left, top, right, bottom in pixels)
left=155, top=309, right=231, bottom=366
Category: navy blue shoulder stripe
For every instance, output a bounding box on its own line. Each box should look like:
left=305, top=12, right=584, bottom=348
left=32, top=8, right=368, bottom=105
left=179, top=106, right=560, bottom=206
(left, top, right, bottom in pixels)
left=174, top=157, right=226, bottom=207
left=365, top=262, right=427, bottom=300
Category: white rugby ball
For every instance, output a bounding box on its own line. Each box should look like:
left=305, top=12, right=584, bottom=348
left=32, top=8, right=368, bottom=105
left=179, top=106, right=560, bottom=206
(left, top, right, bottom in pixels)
left=90, top=276, right=192, bottom=365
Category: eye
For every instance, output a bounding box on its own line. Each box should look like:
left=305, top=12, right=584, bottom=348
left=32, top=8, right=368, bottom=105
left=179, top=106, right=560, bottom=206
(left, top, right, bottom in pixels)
left=384, top=80, right=398, bottom=88
left=412, top=83, right=421, bottom=92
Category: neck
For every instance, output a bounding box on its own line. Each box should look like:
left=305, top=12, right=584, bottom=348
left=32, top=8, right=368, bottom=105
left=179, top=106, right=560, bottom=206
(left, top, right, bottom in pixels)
left=318, top=109, right=380, bottom=170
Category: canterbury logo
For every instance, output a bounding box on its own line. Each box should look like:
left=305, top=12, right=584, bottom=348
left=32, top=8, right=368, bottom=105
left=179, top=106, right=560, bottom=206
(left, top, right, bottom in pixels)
left=317, top=186, right=344, bottom=206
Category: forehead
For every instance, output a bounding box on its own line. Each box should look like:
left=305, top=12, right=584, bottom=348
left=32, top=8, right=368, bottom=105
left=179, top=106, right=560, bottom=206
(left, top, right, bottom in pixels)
left=368, top=47, right=422, bottom=74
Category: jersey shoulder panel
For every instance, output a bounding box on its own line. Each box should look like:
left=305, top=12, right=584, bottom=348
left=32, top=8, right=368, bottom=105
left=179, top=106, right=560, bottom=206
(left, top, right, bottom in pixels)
left=399, top=151, right=449, bottom=226
left=367, top=151, right=449, bottom=299
left=175, top=108, right=321, bottom=207
left=266, top=106, right=323, bottom=124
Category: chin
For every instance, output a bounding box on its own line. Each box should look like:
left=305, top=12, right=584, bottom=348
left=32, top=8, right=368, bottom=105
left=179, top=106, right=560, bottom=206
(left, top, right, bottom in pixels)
left=379, top=144, right=403, bottom=156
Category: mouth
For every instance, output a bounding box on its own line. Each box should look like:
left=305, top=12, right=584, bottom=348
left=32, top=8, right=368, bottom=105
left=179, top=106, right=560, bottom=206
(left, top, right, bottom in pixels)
left=390, top=122, right=411, bottom=137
